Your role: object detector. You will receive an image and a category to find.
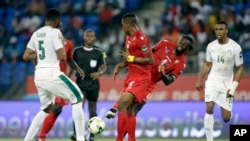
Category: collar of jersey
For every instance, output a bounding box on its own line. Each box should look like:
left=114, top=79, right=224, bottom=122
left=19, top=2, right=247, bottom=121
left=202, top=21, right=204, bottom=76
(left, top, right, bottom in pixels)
left=83, top=47, right=94, bottom=51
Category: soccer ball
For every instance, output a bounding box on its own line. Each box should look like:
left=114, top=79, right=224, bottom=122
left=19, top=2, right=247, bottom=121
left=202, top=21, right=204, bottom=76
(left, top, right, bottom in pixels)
left=87, top=116, right=105, bottom=134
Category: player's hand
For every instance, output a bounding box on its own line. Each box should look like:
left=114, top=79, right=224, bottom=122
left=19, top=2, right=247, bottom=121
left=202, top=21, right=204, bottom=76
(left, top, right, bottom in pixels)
left=195, top=80, right=203, bottom=91
left=90, top=72, right=99, bottom=80
left=113, top=65, right=120, bottom=81
left=77, top=69, right=85, bottom=79
left=226, top=89, right=234, bottom=98
left=118, top=50, right=129, bottom=59
left=158, top=59, right=167, bottom=73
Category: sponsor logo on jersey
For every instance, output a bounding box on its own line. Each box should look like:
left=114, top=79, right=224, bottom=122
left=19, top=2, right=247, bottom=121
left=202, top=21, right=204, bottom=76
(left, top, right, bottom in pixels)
left=142, top=45, right=148, bottom=53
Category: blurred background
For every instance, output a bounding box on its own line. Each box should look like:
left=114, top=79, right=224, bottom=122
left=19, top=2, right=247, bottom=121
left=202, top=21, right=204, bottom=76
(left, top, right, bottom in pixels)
left=0, top=0, right=250, bottom=139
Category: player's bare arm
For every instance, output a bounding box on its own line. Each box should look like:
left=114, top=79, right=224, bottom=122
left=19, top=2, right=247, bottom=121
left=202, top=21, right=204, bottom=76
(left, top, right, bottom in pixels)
left=99, top=64, right=107, bottom=75
left=226, top=64, right=244, bottom=97
left=113, top=60, right=127, bottom=81
left=56, top=48, right=66, bottom=61
left=68, top=59, right=85, bottom=79
left=23, top=48, right=37, bottom=61
left=90, top=64, right=107, bottom=80
left=196, top=61, right=212, bottom=91
left=118, top=50, right=154, bottom=64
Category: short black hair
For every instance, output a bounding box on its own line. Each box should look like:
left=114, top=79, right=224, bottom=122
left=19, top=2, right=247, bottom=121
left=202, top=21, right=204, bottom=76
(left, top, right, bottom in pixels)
left=122, top=13, right=138, bottom=25
left=216, top=20, right=228, bottom=29
left=182, top=35, right=194, bottom=50
left=46, top=8, right=61, bottom=21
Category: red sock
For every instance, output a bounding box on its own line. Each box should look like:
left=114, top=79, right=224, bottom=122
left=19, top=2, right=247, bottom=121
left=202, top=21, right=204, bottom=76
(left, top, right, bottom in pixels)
left=127, top=114, right=136, bottom=141
left=39, top=112, right=57, bottom=138
left=116, top=112, right=128, bottom=141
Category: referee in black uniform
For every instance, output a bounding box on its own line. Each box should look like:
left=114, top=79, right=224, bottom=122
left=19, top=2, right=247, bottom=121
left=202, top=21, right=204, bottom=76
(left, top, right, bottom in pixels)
left=70, top=29, right=107, bottom=141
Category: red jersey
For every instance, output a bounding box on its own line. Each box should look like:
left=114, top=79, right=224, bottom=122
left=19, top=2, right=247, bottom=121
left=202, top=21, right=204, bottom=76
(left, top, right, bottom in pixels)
left=125, top=30, right=152, bottom=77
left=59, top=39, right=73, bottom=74
left=150, top=40, right=186, bottom=84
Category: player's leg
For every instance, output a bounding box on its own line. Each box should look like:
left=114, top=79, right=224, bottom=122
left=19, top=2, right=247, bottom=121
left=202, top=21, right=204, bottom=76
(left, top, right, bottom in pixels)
left=87, top=87, right=100, bottom=141
left=24, top=82, right=53, bottom=141
left=38, top=97, right=66, bottom=139
left=55, top=74, right=85, bottom=141
left=218, top=92, right=233, bottom=122
left=71, top=90, right=86, bottom=141
left=126, top=103, right=136, bottom=141
left=116, top=91, right=135, bottom=141
left=204, top=101, right=215, bottom=141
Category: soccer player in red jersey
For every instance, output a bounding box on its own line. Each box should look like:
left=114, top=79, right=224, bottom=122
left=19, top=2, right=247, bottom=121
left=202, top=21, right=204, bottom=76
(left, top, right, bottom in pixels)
left=107, top=35, right=194, bottom=140
left=36, top=22, right=84, bottom=141
left=113, top=13, right=154, bottom=141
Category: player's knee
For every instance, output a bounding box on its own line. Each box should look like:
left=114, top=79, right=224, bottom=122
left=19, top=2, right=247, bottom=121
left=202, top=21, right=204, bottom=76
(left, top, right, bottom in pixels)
left=134, top=102, right=145, bottom=115
left=222, top=114, right=231, bottom=123
left=52, top=103, right=62, bottom=117
left=43, top=103, right=53, bottom=113
left=223, top=117, right=230, bottom=123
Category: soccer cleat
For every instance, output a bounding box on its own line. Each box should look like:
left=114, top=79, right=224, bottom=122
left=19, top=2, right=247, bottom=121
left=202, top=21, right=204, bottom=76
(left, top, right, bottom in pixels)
left=34, top=136, right=46, bottom=141
left=89, top=137, right=95, bottom=141
left=89, top=134, right=95, bottom=141
left=70, top=134, right=88, bottom=141
left=70, top=134, right=76, bottom=141
left=105, top=108, right=117, bottom=119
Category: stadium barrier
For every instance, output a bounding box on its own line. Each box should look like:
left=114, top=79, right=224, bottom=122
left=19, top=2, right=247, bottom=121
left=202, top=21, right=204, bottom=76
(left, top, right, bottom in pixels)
left=25, top=76, right=250, bottom=101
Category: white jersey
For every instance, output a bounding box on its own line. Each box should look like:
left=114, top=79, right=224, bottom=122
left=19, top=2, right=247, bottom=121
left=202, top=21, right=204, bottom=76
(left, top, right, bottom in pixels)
left=27, top=26, right=64, bottom=69
left=206, top=38, right=243, bottom=81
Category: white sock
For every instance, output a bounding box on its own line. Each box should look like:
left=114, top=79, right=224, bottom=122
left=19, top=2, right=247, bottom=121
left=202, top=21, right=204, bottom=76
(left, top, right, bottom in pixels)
left=72, top=102, right=85, bottom=141
left=24, top=110, right=48, bottom=141
left=204, top=113, right=214, bottom=141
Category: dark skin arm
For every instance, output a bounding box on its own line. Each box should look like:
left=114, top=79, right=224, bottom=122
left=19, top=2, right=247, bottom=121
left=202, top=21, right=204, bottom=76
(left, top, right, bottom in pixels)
left=161, top=74, right=175, bottom=85
left=226, top=64, right=243, bottom=97
left=118, top=50, right=154, bottom=65
left=68, top=59, right=85, bottom=79
left=23, top=48, right=37, bottom=61
left=113, top=60, right=127, bottom=81
left=90, top=64, right=107, bottom=80
left=195, top=61, right=212, bottom=91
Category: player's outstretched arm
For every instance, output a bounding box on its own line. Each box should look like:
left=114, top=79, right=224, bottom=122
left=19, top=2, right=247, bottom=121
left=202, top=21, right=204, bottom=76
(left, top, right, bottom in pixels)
left=196, top=61, right=212, bottom=91
left=161, top=74, right=176, bottom=85
left=118, top=50, right=154, bottom=65
left=227, top=64, right=243, bottom=97
left=68, top=59, right=85, bottom=79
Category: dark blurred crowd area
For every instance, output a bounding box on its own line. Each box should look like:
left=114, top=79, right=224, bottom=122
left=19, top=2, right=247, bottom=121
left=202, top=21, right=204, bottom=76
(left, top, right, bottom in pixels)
left=0, top=0, right=250, bottom=95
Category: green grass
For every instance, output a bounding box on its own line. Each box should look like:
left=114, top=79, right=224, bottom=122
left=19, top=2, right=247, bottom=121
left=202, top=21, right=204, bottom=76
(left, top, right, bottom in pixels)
left=0, top=138, right=229, bottom=141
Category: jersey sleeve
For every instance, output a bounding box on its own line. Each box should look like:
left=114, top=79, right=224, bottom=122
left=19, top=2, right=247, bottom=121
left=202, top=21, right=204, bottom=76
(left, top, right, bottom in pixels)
left=73, top=48, right=77, bottom=61
left=26, top=34, right=36, bottom=51
left=168, top=61, right=186, bottom=79
left=53, top=29, right=64, bottom=51
left=234, top=45, right=243, bottom=66
left=206, top=44, right=212, bottom=62
left=66, top=40, right=74, bottom=60
left=152, top=40, right=162, bottom=51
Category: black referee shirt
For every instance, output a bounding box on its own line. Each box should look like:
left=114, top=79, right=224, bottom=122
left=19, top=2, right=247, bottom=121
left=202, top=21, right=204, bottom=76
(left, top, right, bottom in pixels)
left=73, top=46, right=106, bottom=89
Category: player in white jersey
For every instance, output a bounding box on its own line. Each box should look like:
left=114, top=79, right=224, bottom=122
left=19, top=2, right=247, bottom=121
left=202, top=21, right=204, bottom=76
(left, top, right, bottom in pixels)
left=23, top=8, right=85, bottom=141
left=196, top=20, right=244, bottom=141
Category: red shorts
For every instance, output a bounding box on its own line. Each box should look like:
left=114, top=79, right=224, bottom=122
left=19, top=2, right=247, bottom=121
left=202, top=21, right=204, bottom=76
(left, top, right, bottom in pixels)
left=54, top=97, right=68, bottom=107
left=122, top=75, right=151, bottom=103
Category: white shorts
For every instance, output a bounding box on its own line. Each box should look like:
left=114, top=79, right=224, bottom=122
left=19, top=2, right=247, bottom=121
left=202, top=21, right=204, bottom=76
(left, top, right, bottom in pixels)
left=34, top=68, right=83, bottom=110
left=204, top=78, right=233, bottom=111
